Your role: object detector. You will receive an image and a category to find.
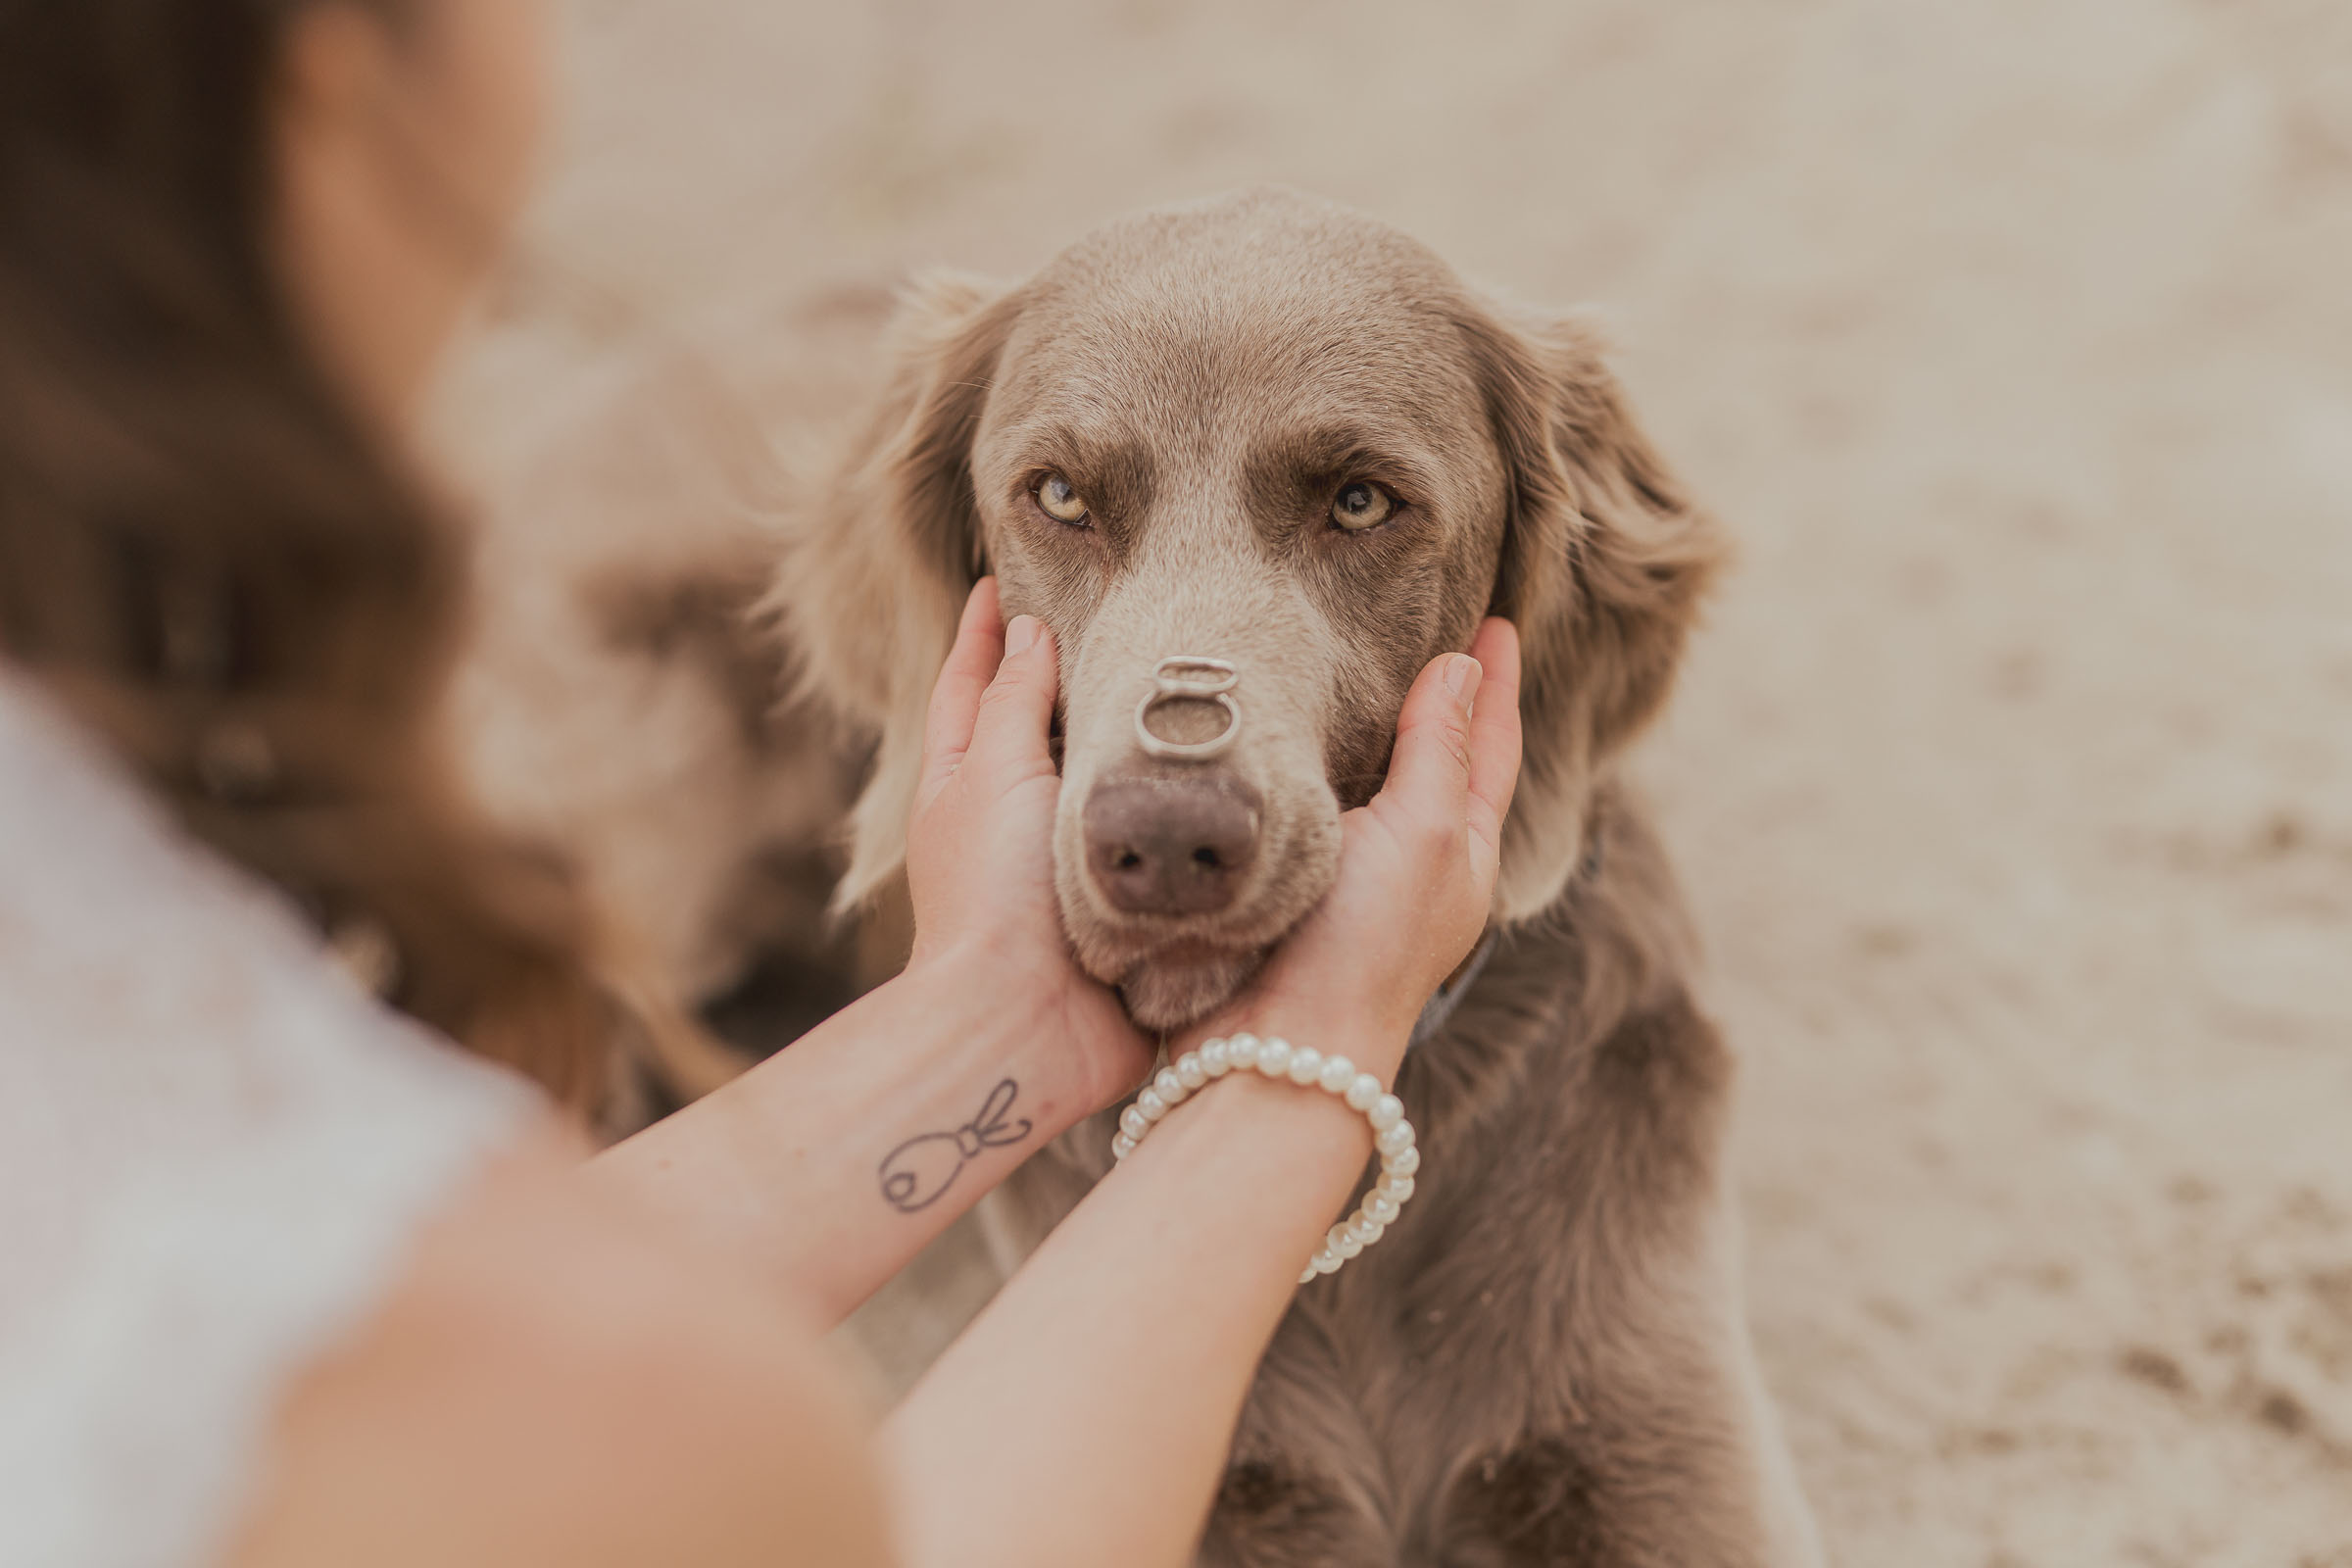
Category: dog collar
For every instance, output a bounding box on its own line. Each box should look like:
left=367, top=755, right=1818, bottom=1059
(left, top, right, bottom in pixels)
left=1403, top=822, right=1606, bottom=1054
left=1407, top=929, right=1497, bottom=1053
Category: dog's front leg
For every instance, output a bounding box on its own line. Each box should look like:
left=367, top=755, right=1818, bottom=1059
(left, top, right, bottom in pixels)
left=1196, top=1310, right=1396, bottom=1568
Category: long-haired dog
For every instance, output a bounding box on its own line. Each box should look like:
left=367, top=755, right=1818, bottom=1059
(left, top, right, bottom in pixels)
left=781, top=188, right=1820, bottom=1567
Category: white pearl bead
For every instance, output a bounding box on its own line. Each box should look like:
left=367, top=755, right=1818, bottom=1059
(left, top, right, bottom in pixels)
left=1112, top=1031, right=1426, bottom=1287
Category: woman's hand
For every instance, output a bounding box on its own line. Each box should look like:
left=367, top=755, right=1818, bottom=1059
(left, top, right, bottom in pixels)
left=1199, top=618, right=1523, bottom=1084
left=904, top=579, right=1154, bottom=1112
left=594, top=581, right=1152, bottom=1325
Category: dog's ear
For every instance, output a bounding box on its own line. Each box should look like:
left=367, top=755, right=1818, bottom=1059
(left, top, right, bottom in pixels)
left=1457, top=302, right=1727, bottom=922
left=775, top=270, right=1021, bottom=910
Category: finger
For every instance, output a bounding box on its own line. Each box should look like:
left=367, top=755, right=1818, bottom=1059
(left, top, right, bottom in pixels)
left=917, top=578, right=1005, bottom=806
left=959, top=611, right=1061, bottom=788
left=1372, top=647, right=1482, bottom=831
left=1462, top=617, right=1524, bottom=858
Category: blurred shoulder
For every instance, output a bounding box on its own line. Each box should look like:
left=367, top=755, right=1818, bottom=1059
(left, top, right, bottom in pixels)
left=0, top=671, right=542, bottom=1568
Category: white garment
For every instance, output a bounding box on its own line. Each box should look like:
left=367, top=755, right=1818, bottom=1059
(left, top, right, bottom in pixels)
left=0, top=674, right=535, bottom=1568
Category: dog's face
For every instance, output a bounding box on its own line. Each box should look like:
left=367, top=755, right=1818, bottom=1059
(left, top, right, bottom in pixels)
left=786, top=189, right=1722, bottom=1030
left=966, top=214, right=1518, bottom=1024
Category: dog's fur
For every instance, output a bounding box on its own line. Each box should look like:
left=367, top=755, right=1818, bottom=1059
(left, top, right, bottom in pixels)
left=781, top=189, right=1819, bottom=1565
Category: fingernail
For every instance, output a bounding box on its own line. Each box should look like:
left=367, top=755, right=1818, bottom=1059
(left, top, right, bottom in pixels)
left=1444, top=655, right=1483, bottom=705
left=1005, top=614, right=1043, bottom=657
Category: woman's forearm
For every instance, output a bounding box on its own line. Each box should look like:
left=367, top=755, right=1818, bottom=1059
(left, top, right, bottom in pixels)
left=881, top=1024, right=1385, bottom=1568
left=586, top=942, right=1103, bottom=1326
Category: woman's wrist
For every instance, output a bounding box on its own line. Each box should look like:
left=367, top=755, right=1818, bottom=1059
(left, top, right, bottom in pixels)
left=1117, top=1033, right=1421, bottom=1282
left=593, top=937, right=1117, bottom=1326
left=898, top=927, right=1158, bottom=1106
left=881, top=940, right=1111, bottom=1140
left=1104, top=1039, right=1408, bottom=1288
left=1110, top=1024, right=1390, bottom=1231
left=1177, top=995, right=1414, bottom=1091
left=1119, top=1060, right=1373, bottom=1184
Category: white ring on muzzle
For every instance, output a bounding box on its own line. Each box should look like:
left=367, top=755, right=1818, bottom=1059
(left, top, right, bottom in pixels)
left=1134, top=656, right=1241, bottom=762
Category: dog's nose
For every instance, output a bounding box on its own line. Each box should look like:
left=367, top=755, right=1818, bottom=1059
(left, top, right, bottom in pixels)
left=1082, top=776, right=1262, bottom=916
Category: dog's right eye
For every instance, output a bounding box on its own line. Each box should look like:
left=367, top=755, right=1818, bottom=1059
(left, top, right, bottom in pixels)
left=1035, top=472, right=1092, bottom=526
left=1330, top=480, right=1396, bottom=532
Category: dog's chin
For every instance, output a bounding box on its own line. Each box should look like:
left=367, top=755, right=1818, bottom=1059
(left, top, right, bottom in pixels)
left=1113, top=945, right=1268, bottom=1033
left=1054, top=829, right=1340, bottom=1033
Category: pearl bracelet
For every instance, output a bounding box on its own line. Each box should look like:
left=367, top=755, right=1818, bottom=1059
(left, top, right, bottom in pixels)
left=1109, top=1034, right=1419, bottom=1285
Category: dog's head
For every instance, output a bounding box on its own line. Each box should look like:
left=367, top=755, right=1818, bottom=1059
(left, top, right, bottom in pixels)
left=785, top=189, right=1722, bottom=1030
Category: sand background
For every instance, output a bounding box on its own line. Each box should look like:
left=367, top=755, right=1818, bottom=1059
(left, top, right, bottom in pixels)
left=439, top=2, right=2352, bottom=1561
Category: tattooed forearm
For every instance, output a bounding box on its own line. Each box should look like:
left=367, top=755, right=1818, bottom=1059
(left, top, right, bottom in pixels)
left=878, top=1078, right=1036, bottom=1213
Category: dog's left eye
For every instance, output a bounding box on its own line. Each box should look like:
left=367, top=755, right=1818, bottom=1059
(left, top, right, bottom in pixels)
left=1330, top=481, right=1396, bottom=532
left=1035, top=472, right=1093, bottom=526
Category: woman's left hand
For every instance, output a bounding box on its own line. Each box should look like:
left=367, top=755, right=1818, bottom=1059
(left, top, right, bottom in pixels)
left=904, top=579, right=1154, bottom=1113
left=596, top=580, right=1148, bottom=1324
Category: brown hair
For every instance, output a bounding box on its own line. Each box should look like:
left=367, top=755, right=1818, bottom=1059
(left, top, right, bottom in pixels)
left=0, top=0, right=624, bottom=1109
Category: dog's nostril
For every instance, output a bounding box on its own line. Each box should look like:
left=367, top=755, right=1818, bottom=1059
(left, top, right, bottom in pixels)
left=1082, top=775, right=1264, bottom=917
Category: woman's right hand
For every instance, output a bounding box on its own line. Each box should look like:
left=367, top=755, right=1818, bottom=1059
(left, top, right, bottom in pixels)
left=1200, top=617, right=1523, bottom=1085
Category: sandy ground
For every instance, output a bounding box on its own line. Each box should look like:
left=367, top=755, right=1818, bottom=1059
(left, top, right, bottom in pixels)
left=440, top=2, right=2352, bottom=1561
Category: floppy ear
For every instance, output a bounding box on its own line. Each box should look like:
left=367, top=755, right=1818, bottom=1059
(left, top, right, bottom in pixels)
left=772, top=271, right=1020, bottom=910
left=1458, top=302, right=1728, bottom=923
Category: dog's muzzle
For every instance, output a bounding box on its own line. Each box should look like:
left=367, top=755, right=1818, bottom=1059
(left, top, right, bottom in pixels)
left=1135, top=656, right=1241, bottom=762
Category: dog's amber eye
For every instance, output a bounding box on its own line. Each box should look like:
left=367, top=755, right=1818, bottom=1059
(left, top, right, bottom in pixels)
left=1330, top=481, right=1396, bottom=532
left=1036, top=472, right=1092, bottom=526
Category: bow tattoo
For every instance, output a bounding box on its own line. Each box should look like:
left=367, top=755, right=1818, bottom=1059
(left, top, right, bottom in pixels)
left=878, top=1078, right=1036, bottom=1213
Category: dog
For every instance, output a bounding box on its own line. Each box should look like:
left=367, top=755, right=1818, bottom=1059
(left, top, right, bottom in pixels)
left=782, top=188, right=1821, bottom=1566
